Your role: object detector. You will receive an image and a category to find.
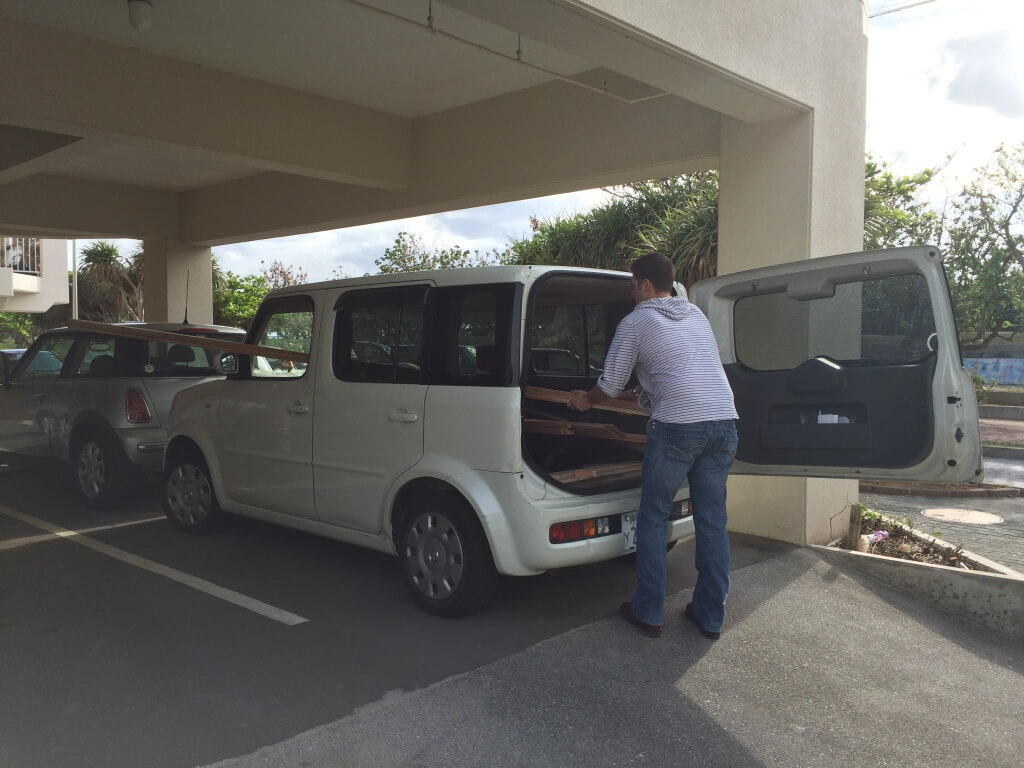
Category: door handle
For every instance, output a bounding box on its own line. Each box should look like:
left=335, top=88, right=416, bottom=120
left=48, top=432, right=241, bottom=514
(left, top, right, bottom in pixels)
left=287, top=404, right=309, bottom=415
left=34, top=393, right=48, bottom=401
left=388, top=410, right=418, bottom=423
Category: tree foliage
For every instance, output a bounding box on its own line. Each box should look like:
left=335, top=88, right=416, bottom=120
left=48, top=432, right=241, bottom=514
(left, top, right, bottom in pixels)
left=260, top=258, right=309, bottom=289
left=940, top=143, right=1024, bottom=343
left=212, top=272, right=269, bottom=329
left=76, top=241, right=144, bottom=323
left=0, top=311, right=41, bottom=348
left=508, top=173, right=719, bottom=287
left=863, top=155, right=941, bottom=250
left=211, top=258, right=310, bottom=329
left=375, top=232, right=509, bottom=274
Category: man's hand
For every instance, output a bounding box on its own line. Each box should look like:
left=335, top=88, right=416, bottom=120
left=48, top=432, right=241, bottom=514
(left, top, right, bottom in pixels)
left=567, top=389, right=592, bottom=412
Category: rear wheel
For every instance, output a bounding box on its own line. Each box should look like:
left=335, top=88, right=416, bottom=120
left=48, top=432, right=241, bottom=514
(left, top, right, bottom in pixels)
left=164, top=450, right=224, bottom=533
left=397, top=493, right=497, bottom=617
left=71, top=429, right=128, bottom=508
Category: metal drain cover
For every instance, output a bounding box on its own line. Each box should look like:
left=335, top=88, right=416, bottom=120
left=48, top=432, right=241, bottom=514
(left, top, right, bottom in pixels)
left=921, top=508, right=1004, bottom=525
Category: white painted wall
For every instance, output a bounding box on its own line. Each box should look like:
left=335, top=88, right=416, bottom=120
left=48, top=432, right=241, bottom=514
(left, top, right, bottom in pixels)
left=1, top=239, right=69, bottom=313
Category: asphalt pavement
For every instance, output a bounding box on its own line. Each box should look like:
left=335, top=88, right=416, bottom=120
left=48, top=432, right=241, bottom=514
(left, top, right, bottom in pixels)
left=205, top=547, right=1023, bottom=768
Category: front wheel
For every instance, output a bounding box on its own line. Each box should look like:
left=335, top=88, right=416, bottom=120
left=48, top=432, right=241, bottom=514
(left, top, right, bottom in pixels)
left=71, top=430, right=128, bottom=508
left=397, top=494, right=497, bottom=617
left=164, top=451, right=224, bottom=533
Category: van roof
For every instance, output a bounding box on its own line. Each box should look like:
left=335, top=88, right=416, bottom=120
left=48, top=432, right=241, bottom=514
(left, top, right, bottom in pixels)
left=265, top=264, right=633, bottom=298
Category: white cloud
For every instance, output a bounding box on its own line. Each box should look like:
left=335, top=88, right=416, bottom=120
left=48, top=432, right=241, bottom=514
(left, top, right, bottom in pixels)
left=866, top=0, right=1024, bottom=197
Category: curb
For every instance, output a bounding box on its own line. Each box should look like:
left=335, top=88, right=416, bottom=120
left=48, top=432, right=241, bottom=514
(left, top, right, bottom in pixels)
left=979, top=404, right=1024, bottom=420
left=984, top=444, right=1024, bottom=460
left=812, top=545, right=1024, bottom=642
left=859, top=482, right=1021, bottom=497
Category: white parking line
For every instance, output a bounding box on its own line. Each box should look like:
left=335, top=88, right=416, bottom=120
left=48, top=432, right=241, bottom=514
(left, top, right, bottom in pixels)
left=0, top=506, right=310, bottom=626
left=0, top=515, right=164, bottom=551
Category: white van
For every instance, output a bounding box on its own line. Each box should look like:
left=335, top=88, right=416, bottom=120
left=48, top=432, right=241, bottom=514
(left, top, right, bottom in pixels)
left=163, top=246, right=983, bottom=615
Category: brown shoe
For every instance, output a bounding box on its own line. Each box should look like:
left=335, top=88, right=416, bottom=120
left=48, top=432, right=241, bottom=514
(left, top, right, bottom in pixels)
left=619, top=601, right=662, bottom=638
left=684, top=603, right=721, bottom=640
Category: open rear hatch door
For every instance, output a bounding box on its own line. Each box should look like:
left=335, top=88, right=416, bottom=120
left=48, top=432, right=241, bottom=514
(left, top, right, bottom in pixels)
left=689, top=246, right=983, bottom=484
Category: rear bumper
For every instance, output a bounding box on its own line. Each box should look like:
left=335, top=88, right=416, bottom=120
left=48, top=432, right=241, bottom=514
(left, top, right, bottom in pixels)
left=116, top=428, right=167, bottom=473
left=453, top=469, right=693, bottom=576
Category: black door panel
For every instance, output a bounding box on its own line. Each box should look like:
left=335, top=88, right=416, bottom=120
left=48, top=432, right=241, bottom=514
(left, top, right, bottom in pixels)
left=727, top=355, right=935, bottom=469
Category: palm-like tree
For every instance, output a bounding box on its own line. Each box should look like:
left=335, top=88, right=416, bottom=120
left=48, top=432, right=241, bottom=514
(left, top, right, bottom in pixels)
left=509, top=172, right=720, bottom=288
left=77, top=241, right=144, bottom=322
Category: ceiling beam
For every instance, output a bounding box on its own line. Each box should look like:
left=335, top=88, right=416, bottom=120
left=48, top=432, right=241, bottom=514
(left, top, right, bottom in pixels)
left=181, top=82, right=720, bottom=244
left=0, top=16, right=412, bottom=190
left=0, top=175, right=178, bottom=239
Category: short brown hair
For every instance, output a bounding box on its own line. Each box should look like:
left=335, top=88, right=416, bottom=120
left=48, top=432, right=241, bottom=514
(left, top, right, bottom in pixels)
left=630, top=252, right=676, bottom=293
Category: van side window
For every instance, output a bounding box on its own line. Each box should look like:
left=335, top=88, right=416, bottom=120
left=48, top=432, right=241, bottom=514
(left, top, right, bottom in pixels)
left=248, top=296, right=314, bottom=378
left=334, top=286, right=427, bottom=384
left=529, top=302, right=631, bottom=378
left=427, top=285, right=515, bottom=386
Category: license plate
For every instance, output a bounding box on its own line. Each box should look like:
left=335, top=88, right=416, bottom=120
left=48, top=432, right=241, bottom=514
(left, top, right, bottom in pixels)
left=622, top=512, right=638, bottom=552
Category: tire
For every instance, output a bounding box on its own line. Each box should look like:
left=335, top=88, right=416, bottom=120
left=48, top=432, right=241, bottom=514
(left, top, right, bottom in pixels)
left=396, top=493, right=497, bottom=617
left=164, top=450, right=225, bottom=533
left=71, top=429, right=128, bottom=508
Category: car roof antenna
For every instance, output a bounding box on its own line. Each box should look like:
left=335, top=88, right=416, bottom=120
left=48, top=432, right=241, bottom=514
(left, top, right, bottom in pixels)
left=183, top=270, right=190, bottom=324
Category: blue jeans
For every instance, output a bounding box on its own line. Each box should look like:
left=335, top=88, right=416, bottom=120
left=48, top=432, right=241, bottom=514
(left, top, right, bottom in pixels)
left=631, top=419, right=738, bottom=630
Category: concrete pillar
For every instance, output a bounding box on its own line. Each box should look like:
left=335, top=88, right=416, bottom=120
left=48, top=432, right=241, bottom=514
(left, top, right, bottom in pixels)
left=142, top=237, right=213, bottom=324
left=717, top=112, right=862, bottom=546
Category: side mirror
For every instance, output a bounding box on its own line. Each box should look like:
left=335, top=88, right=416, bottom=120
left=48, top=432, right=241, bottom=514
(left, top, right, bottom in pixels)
left=213, top=353, right=238, bottom=375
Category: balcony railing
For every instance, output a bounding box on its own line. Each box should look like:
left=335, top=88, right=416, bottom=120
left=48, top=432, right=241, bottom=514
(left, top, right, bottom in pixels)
left=1, top=237, right=41, bottom=275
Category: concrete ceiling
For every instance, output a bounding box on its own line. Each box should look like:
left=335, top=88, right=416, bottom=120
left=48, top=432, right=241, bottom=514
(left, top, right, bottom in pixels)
left=0, top=0, right=803, bottom=244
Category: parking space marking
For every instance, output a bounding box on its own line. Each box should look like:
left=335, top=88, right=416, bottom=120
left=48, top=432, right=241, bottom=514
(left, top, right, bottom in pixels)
left=0, top=506, right=309, bottom=626
left=0, top=515, right=164, bottom=552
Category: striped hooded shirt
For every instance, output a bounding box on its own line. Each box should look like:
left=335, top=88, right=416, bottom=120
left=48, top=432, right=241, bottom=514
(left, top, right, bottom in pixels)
left=596, top=296, right=738, bottom=424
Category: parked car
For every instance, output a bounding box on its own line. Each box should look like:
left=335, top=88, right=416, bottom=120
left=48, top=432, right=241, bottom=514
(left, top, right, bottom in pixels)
left=0, top=322, right=245, bottom=506
left=163, top=247, right=982, bottom=616
left=0, top=348, right=26, bottom=377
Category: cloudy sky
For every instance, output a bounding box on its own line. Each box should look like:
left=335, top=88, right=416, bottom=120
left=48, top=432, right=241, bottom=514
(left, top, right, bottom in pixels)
left=96, top=0, right=1024, bottom=280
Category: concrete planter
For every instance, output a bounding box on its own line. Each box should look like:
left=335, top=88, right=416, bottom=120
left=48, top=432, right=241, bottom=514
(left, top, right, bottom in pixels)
left=813, top=535, right=1024, bottom=642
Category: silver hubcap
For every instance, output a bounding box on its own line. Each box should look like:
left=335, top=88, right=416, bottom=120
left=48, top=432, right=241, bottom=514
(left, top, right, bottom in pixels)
left=403, top=511, right=464, bottom=600
left=166, top=464, right=213, bottom=526
left=77, top=441, right=105, bottom=498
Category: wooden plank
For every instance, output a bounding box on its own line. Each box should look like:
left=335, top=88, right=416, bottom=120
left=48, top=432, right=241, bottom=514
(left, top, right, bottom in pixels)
left=67, top=320, right=310, bottom=364
left=522, top=418, right=646, bottom=444
left=549, top=461, right=644, bottom=483
left=524, top=386, right=646, bottom=416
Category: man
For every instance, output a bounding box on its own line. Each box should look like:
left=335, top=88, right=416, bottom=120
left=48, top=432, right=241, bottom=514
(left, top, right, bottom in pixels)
left=567, top=253, right=738, bottom=639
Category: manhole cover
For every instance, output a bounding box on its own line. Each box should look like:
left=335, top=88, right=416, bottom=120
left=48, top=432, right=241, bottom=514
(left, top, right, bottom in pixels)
left=921, top=508, right=1004, bottom=525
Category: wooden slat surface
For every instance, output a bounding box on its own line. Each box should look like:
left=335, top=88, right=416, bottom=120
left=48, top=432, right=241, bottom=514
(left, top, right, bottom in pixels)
left=523, top=418, right=646, bottom=444
left=67, top=320, right=310, bottom=364
left=549, top=461, right=644, bottom=483
left=524, top=386, right=646, bottom=416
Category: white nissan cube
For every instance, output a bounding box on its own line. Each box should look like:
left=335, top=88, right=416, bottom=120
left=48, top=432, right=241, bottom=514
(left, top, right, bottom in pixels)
left=163, top=246, right=983, bottom=616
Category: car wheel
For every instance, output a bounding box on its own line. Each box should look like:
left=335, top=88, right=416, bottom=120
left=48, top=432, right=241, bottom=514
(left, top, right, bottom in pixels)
left=397, top=493, right=497, bottom=617
left=71, top=430, right=127, bottom=508
left=164, top=451, right=224, bottom=533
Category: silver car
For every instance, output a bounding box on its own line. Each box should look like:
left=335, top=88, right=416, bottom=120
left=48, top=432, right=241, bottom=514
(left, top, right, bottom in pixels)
left=0, top=322, right=244, bottom=506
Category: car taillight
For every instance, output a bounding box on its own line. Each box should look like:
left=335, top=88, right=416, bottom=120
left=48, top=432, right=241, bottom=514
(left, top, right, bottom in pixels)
left=550, top=516, right=611, bottom=544
left=125, top=388, right=152, bottom=423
